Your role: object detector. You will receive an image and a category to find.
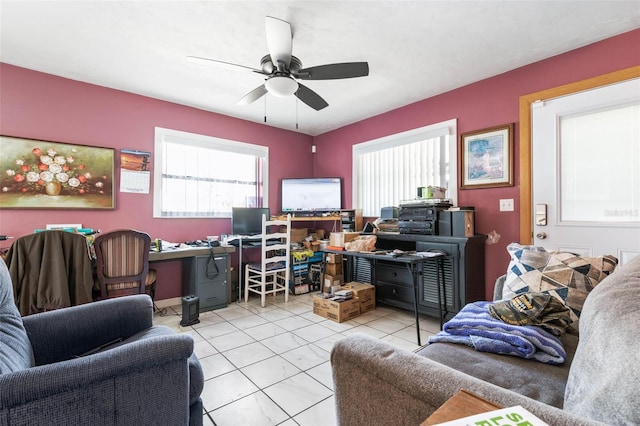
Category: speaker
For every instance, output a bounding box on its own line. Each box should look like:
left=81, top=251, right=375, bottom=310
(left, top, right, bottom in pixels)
left=180, top=295, right=200, bottom=326
left=380, top=206, right=399, bottom=219
left=438, top=211, right=453, bottom=236
left=452, top=210, right=475, bottom=237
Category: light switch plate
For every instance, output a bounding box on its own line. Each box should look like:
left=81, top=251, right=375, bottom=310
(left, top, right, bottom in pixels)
left=499, top=199, right=514, bottom=212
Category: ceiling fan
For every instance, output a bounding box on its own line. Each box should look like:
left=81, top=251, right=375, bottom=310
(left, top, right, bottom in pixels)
left=187, top=16, right=369, bottom=111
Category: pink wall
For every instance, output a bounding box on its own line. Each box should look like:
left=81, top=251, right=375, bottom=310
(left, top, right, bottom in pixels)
left=313, top=29, right=640, bottom=300
left=0, top=64, right=313, bottom=298
left=1, top=29, right=638, bottom=301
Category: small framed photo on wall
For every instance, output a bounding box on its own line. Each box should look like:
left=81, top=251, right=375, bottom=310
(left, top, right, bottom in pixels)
left=460, top=123, right=514, bottom=189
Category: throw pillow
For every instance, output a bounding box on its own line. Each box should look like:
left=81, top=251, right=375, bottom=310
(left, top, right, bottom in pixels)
left=0, top=260, right=35, bottom=374
left=502, top=243, right=617, bottom=324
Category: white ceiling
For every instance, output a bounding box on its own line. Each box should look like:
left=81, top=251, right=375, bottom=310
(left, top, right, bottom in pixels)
left=1, top=1, right=639, bottom=136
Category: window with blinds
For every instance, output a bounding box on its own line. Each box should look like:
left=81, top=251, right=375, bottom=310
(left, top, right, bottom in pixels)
left=352, top=119, right=457, bottom=217
left=153, top=127, right=268, bottom=218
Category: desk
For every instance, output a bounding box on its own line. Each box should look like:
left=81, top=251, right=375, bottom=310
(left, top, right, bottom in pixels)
left=149, top=245, right=236, bottom=309
left=326, top=249, right=445, bottom=346
left=148, top=245, right=235, bottom=262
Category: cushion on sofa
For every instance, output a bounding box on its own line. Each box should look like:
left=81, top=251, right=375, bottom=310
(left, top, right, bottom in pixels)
left=502, top=243, right=617, bottom=323
left=0, top=261, right=35, bottom=374
left=563, top=255, right=640, bottom=424
left=417, top=331, right=579, bottom=408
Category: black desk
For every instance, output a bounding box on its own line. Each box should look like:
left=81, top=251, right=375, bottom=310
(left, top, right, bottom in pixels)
left=325, top=249, right=445, bottom=346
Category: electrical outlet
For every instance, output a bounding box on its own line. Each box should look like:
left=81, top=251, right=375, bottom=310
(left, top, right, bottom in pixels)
left=499, top=199, right=514, bottom=212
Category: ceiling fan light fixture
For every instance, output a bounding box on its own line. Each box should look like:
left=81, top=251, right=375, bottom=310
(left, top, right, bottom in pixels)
left=265, top=75, right=298, bottom=97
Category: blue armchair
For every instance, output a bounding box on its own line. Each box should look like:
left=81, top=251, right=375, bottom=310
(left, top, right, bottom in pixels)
left=0, top=260, right=204, bottom=426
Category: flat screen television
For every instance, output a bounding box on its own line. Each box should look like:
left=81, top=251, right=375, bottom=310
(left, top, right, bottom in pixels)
left=231, top=207, right=270, bottom=235
left=281, top=177, right=342, bottom=213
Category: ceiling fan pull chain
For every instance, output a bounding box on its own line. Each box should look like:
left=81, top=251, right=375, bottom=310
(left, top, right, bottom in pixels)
left=296, top=98, right=299, bottom=130
left=264, top=95, right=267, bottom=123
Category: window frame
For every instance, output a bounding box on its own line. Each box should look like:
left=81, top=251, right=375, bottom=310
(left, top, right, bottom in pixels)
left=153, top=127, right=269, bottom=218
left=352, top=119, right=457, bottom=217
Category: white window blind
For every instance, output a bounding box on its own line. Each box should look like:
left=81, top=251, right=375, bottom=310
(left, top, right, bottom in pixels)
left=352, top=119, right=457, bottom=217
left=153, top=127, right=268, bottom=218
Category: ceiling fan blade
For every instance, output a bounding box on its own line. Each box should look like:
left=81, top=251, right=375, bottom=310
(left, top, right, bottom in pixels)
left=295, top=83, right=329, bottom=111
left=237, top=84, right=268, bottom=105
left=295, top=62, right=369, bottom=80
left=265, top=16, right=292, bottom=72
left=187, top=55, right=265, bottom=75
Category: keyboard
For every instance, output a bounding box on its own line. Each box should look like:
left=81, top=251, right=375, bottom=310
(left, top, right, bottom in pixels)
left=226, top=235, right=280, bottom=247
left=242, top=238, right=281, bottom=247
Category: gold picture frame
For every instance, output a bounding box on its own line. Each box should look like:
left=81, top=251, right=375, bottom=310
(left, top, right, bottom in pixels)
left=0, top=135, right=116, bottom=209
left=460, top=123, right=514, bottom=189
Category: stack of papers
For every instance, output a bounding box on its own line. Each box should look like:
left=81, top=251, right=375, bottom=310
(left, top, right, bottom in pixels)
left=415, top=251, right=443, bottom=257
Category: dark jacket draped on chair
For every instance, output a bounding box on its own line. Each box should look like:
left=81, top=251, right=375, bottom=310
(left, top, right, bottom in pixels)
left=4, top=231, right=94, bottom=316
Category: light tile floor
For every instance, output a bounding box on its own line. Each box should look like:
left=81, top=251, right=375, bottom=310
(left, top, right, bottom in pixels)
left=154, top=293, right=442, bottom=426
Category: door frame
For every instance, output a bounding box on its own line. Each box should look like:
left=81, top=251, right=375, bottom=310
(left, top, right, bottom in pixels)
left=518, top=65, right=640, bottom=244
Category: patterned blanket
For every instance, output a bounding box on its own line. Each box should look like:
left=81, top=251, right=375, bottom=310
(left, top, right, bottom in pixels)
left=428, top=301, right=566, bottom=364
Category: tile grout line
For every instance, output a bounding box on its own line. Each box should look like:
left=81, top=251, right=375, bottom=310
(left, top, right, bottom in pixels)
left=161, top=293, right=444, bottom=425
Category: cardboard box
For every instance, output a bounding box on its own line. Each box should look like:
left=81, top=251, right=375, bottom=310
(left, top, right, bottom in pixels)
left=329, top=232, right=360, bottom=247
left=314, top=229, right=326, bottom=240
left=329, top=232, right=343, bottom=247
left=313, top=295, right=360, bottom=323
left=293, top=284, right=309, bottom=295
left=322, top=273, right=343, bottom=293
left=324, top=262, right=343, bottom=276
left=342, top=282, right=376, bottom=313
left=326, top=253, right=343, bottom=264
left=290, top=228, right=308, bottom=242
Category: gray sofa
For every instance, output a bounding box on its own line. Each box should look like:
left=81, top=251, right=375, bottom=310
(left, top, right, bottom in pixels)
left=0, top=260, right=204, bottom=426
left=331, top=255, right=640, bottom=425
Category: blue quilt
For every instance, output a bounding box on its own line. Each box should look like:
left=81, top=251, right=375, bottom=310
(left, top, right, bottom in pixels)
left=428, top=301, right=566, bottom=364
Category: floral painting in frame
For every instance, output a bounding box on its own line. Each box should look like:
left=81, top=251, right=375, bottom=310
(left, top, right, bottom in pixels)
left=0, top=135, right=116, bottom=209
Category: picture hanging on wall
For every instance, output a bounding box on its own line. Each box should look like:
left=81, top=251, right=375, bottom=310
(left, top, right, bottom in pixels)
left=0, top=135, right=116, bottom=209
left=459, top=123, right=514, bottom=189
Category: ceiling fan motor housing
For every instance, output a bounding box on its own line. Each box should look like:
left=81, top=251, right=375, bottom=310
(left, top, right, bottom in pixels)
left=260, top=54, right=302, bottom=75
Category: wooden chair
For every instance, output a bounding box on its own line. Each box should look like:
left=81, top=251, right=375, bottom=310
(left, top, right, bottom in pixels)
left=244, top=214, right=291, bottom=307
left=93, top=229, right=157, bottom=302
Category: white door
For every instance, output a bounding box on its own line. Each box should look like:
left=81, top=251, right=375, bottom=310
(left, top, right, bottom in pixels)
left=532, top=78, right=640, bottom=265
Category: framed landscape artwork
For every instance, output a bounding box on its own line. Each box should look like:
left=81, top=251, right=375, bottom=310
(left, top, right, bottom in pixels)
left=0, top=135, right=116, bottom=209
left=460, top=123, right=514, bottom=189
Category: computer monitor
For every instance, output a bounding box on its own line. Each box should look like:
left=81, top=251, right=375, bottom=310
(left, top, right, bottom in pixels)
left=231, top=207, right=270, bottom=236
